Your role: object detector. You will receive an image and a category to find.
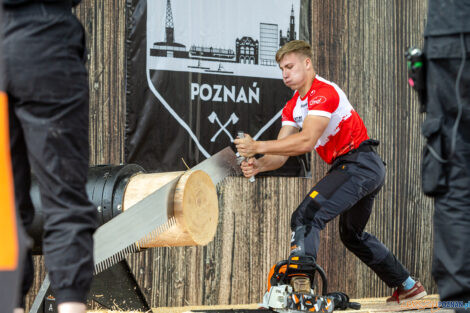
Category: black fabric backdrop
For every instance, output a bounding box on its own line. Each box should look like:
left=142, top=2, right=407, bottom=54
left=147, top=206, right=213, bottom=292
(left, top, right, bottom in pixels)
left=125, top=0, right=311, bottom=175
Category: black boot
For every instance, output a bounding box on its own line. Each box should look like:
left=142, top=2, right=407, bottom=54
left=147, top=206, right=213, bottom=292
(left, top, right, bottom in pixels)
left=290, top=225, right=320, bottom=257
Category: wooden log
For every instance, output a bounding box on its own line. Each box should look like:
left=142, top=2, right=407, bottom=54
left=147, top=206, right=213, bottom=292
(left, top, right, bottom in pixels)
left=122, top=170, right=219, bottom=248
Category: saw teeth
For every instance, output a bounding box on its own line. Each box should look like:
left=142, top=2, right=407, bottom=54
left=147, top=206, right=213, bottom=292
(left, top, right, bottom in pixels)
left=93, top=243, right=139, bottom=275
left=137, top=217, right=176, bottom=247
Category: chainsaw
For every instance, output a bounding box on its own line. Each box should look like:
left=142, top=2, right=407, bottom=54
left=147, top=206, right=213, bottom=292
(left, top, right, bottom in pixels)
left=260, top=256, right=361, bottom=313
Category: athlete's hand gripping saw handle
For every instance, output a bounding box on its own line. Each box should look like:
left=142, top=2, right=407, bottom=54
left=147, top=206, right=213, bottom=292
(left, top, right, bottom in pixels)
left=236, top=131, right=255, bottom=183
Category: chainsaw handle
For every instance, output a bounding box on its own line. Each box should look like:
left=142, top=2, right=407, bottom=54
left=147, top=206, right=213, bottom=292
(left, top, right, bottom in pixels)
left=272, top=260, right=289, bottom=285
left=316, top=263, right=328, bottom=295
left=272, top=260, right=288, bottom=277
left=271, top=258, right=328, bottom=295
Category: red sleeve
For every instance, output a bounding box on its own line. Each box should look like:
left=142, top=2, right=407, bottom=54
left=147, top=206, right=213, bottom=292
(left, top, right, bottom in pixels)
left=307, top=86, right=339, bottom=118
left=281, top=97, right=298, bottom=127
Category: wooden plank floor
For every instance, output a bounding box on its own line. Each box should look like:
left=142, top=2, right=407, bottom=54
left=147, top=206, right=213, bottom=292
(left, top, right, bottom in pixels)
left=87, top=295, right=452, bottom=313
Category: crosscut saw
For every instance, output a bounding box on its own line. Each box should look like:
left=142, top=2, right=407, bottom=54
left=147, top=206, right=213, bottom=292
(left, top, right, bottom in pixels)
left=29, top=146, right=240, bottom=313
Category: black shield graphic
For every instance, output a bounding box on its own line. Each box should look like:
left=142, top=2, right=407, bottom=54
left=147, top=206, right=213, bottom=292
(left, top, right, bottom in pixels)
left=126, top=0, right=311, bottom=175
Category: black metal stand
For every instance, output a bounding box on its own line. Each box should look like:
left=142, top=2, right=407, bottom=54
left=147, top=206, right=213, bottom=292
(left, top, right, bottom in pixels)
left=90, top=259, right=151, bottom=311
left=29, top=260, right=151, bottom=313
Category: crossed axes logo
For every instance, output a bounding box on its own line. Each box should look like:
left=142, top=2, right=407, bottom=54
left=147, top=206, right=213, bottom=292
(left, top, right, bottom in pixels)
left=207, top=112, right=239, bottom=142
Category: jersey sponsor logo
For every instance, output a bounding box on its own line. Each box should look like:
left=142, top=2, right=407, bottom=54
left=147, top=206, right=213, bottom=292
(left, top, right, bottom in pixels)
left=310, top=96, right=327, bottom=106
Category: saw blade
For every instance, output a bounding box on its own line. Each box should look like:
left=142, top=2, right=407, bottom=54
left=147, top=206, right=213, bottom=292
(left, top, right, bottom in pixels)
left=93, top=175, right=180, bottom=274
left=30, top=178, right=179, bottom=313
left=30, top=147, right=239, bottom=313
left=93, top=147, right=239, bottom=273
left=192, top=147, right=241, bottom=185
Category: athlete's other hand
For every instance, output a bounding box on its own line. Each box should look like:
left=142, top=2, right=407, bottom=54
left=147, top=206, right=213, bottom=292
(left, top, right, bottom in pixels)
left=240, top=157, right=259, bottom=178
left=234, top=133, right=257, bottom=158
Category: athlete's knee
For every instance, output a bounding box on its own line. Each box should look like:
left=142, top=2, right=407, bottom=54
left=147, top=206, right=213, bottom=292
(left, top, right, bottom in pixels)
left=290, top=198, right=322, bottom=230
left=290, top=209, right=303, bottom=230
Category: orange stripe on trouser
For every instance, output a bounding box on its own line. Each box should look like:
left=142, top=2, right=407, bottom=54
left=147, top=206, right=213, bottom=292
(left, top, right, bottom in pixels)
left=0, top=91, right=18, bottom=271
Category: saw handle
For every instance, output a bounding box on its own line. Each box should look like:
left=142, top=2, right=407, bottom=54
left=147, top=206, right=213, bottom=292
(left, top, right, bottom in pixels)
left=237, top=131, right=255, bottom=183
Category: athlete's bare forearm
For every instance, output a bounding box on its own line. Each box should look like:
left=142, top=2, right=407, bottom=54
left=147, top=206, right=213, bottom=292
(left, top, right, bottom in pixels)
left=255, top=132, right=316, bottom=156
left=255, top=154, right=289, bottom=173
left=236, top=116, right=329, bottom=158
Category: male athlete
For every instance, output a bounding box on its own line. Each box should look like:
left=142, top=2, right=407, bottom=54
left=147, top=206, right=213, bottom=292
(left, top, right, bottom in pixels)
left=234, top=40, right=426, bottom=303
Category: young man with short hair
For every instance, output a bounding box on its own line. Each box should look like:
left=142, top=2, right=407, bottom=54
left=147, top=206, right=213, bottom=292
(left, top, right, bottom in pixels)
left=234, top=40, right=426, bottom=303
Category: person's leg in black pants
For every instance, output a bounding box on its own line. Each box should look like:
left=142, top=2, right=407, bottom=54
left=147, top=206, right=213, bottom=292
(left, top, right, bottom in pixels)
left=3, top=4, right=98, bottom=311
left=339, top=190, right=410, bottom=287
left=290, top=151, right=410, bottom=288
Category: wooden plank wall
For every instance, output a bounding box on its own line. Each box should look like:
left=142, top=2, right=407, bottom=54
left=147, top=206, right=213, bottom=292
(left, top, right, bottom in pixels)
left=26, top=0, right=434, bottom=310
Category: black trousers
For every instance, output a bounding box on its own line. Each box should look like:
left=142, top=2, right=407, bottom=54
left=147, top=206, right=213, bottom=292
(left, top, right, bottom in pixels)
left=2, top=2, right=97, bottom=307
left=423, top=34, right=470, bottom=310
left=290, top=141, right=410, bottom=288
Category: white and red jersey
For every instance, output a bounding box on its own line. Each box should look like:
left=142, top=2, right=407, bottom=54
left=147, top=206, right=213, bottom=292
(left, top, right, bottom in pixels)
left=281, top=75, right=369, bottom=164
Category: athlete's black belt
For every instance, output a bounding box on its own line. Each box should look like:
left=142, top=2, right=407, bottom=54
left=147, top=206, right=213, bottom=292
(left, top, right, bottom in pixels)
left=331, top=139, right=380, bottom=170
